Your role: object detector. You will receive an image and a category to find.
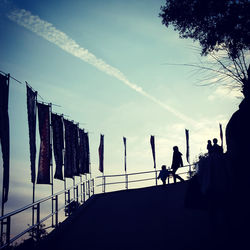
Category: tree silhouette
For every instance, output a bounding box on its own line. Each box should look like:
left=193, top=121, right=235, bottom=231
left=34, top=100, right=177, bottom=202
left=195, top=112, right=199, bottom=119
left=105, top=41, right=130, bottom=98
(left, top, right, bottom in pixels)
left=159, top=0, right=250, bottom=97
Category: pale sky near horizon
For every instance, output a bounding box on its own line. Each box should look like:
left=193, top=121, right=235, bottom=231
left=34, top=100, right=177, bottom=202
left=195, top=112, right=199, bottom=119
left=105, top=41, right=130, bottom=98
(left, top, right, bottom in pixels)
left=0, top=0, right=243, bottom=236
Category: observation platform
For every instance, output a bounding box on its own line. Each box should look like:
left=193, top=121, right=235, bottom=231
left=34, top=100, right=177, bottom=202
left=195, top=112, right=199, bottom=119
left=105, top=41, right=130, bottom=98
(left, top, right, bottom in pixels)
left=36, top=181, right=211, bottom=250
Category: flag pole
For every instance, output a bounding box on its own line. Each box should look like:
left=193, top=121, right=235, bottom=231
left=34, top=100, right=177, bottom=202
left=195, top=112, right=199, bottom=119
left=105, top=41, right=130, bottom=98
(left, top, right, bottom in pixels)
left=31, top=90, right=37, bottom=236
left=1, top=167, right=5, bottom=246
left=49, top=103, right=54, bottom=227
left=123, top=137, right=128, bottom=189
left=0, top=74, right=10, bottom=246
left=150, top=135, right=157, bottom=185
left=219, top=123, right=223, bottom=153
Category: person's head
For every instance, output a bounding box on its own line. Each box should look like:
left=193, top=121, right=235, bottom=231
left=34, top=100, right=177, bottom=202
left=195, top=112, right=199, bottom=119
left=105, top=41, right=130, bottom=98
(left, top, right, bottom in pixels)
left=208, top=140, right=211, bottom=144
left=173, top=146, right=179, bottom=152
left=162, top=165, right=166, bottom=170
left=213, top=138, right=218, bottom=144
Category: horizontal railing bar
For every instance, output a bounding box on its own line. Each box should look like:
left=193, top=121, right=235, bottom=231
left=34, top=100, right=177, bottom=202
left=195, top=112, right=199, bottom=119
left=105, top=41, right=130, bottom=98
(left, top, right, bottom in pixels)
left=96, top=164, right=195, bottom=179
left=127, top=177, right=156, bottom=183
left=0, top=179, right=92, bottom=221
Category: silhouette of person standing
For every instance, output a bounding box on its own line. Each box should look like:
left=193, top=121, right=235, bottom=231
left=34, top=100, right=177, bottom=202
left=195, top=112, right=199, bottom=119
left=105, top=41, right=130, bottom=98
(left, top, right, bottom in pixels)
left=211, top=138, right=223, bottom=155
left=207, top=140, right=213, bottom=155
left=157, top=165, right=169, bottom=185
left=171, top=146, right=184, bottom=183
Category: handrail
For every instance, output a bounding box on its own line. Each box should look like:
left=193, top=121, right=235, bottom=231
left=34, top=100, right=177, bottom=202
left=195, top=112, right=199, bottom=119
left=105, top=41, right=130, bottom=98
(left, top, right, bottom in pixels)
left=0, top=183, right=77, bottom=221
left=0, top=177, right=95, bottom=249
left=0, top=163, right=197, bottom=249
left=95, top=164, right=194, bottom=179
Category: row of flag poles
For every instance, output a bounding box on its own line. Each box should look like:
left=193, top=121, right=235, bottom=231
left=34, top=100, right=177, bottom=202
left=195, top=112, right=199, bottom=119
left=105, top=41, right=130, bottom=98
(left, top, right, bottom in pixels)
left=0, top=73, right=92, bottom=225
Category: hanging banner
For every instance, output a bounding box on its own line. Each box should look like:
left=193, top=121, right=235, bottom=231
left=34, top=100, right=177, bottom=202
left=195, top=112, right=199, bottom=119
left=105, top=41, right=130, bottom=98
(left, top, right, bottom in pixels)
left=26, top=84, right=37, bottom=183
left=150, top=135, right=156, bottom=169
left=219, top=123, right=223, bottom=152
left=37, top=103, right=51, bottom=184
left=185, top=129, right=190, bottom=164
left=0, top=73, right=10, bottom=203
left=123, top=137, right=127, bottom=172
left=98, top=134, right=104, bottom=173
left=51, top=113, right=64, bottom=180
left=84, top=132, right=90, bottom=173
left=64, top=119, right=73, bottom=178
left=72, top=123, right=80, bottom=176
left=79, top=129, right=90, bottom=174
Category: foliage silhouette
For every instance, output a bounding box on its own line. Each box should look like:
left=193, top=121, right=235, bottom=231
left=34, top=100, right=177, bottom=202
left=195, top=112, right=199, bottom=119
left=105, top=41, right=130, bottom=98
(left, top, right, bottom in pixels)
left=159, top=0, right=249, bottom=96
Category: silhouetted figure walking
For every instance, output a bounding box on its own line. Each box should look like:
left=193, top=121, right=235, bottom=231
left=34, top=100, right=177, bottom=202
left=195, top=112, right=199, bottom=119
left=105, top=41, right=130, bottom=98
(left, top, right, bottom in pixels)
left=211, top=138, right=223, bottom=155
left=171, top=146, right=184, bottom=183
left=207, top=140, right=212, bottom=155
left=157, top=165, right=169, bottom=185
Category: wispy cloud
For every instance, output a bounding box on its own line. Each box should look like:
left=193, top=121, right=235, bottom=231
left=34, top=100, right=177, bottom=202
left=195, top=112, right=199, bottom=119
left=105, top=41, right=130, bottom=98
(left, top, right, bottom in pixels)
left=208, top=85, right=243, bottom=101
left=7, top=8, right=195, bottom=125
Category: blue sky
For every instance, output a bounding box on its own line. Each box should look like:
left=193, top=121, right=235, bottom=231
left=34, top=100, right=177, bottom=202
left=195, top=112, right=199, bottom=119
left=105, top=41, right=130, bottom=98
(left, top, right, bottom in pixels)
left=0, top=0, right=243, bottom=236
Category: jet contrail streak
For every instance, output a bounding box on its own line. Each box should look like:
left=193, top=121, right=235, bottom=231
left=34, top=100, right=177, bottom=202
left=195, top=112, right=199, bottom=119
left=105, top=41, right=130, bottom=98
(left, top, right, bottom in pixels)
left=7, top=8, right=195, bottom=125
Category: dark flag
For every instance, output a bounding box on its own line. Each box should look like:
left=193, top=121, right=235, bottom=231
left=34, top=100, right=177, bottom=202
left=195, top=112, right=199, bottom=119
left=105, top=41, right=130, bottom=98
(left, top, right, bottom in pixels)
left=51, top=113, right=64, bottom=180
left=79, top=129, right=90, bottom=174
left=98, top=134, right=104, bottom=173
left=219, top=123, right=223, bottom=152
left=185, top=129, right=190, bottom=164
left=63, top=119, right=73, bottom=178
left=72, top=123, right=80, bottom=176
left=123, top=137, right=127, bottom=172
left=37, top=103, right=51, bottom=184
left=150, top=135, right=156, bottom=169
left=0, top=73, right=10, bottom=203
left=83, top=132, right=90, bottom=173
left=26, top=84, right=37, bottom=183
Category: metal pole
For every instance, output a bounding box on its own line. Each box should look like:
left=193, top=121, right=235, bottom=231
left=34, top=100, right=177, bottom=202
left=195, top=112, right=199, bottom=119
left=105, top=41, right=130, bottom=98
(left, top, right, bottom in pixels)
left=36, top=203, right=41, bottom=241
left=55, top=195, right=58, bottom=227
left=125, top=171, right=128, bottom=190
left=92, top=179, right=95, bottom=195
left=80, top=175, right=83, bottom=203
left=155, top=170, right=158, bottom=186
left=0, top=74, right=9, bottom=247
left=64, top=179, right=67, bottom=216
left=49, top=103, right=54, bottom=227
left=31, top=89, right=37, bottom=237
left=103, top=176, right=106, bottom=193
left=73, top=177, right=76, bottom=201
left=1, top=168, right=5, bottom=247
left=31, top=183, right=35, bottom=238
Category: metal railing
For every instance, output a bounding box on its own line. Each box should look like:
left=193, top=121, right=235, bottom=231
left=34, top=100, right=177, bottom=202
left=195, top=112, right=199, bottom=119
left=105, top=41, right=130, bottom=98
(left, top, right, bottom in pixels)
left=96, top=164, right=196, bottom=193
left=0, top=163, right=197, bottom=249
left=0, top=178, right=94, bottom=249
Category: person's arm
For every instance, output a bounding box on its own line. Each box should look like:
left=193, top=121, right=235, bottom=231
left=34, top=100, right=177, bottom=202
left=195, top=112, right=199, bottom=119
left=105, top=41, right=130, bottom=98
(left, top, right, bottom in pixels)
left=180, top=155, right=183, bottom=167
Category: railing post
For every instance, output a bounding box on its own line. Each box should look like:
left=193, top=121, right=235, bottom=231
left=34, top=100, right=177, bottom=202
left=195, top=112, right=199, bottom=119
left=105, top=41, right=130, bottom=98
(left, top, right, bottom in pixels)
left=80, top=176, right=83, bottom=203
left=155, top=170, right=158, bottom=186
left=6, top=217, right=10, bottom=246
left=83, top=182, right=86, bottom=202
left=92, top=179, right=95, bottom=195
left=55, top=195, right=58, bottom=227
left=103, top=176, right=106, bottom=193
left=76, top=185, right=79, bottom=204
left=88, top=180, right=90, bottom=198
left=36, top=203, right=41, bottom=241
left=125, top=174, right=128, bottom=190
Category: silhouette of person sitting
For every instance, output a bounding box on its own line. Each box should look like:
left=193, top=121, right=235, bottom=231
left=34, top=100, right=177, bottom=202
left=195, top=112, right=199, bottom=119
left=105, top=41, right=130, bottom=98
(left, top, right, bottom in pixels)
left=171, top=146, right=185, bottom=183
left=207, top=140, right=213, bottom=155
left=157, top=165, right=169, bottom=185
left=211, top=138, right=223, bottom=155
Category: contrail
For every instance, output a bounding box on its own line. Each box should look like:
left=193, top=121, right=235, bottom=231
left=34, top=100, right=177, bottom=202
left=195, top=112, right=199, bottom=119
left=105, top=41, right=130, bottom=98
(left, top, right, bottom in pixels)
left=7, top=8, right=195, bottom=125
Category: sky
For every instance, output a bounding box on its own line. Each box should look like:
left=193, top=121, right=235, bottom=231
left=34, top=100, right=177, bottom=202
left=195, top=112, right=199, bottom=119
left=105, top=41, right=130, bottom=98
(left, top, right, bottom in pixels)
left=0, top=0, right=244, bottom=242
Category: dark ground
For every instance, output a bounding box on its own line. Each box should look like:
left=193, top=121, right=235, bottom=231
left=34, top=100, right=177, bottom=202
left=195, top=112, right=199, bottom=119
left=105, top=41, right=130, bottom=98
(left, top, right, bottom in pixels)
left=33, top=181, right=214, bottom=250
